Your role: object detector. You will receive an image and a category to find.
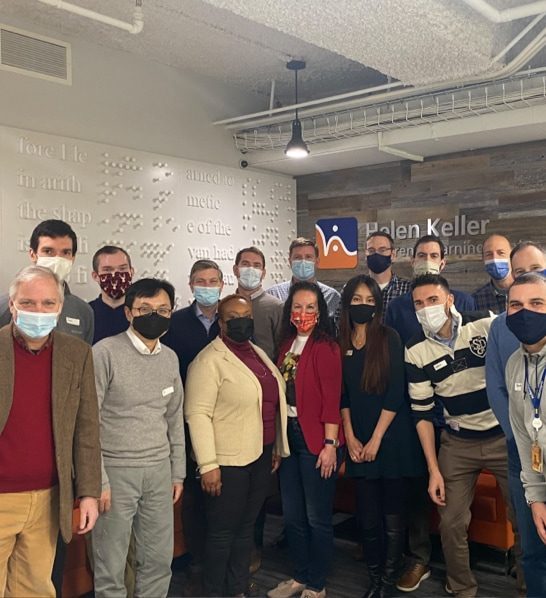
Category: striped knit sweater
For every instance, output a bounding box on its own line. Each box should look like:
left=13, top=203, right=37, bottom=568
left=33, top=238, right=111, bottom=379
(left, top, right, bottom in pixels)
left=405, top=308, right=502, bottom=439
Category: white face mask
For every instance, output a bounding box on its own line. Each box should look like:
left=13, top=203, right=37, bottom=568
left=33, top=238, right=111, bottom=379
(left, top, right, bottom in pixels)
left=416, top=303, right=448, bottom=334
left=238, top=267, right=263, bottom=291
left=413, top=260, right=441, bottom=277
left=36, top=256, right=73, bottom=282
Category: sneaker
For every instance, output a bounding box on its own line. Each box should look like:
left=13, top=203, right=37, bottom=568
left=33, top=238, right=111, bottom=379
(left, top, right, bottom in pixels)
left=267, top=579, right=306, bottom=598
left=300, top=590, right=326, bottom=598
left=444, top=582, right=455, bottom=596
left=396, top=563, right=431, bottom=592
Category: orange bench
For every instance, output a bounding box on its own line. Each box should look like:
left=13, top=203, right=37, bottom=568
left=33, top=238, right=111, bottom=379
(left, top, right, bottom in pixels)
left=62, top=498, right=187, bottom=598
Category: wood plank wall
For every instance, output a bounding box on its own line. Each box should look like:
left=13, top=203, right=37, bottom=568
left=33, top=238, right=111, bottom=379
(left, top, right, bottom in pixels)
left=296, top=140, right=546, bottom=293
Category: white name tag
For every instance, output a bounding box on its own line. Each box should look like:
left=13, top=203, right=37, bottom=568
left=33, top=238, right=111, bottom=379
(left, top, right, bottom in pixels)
left=448, top=420, right=460, bottom=432
left=433, top=360, right=448, bottom=371
left=515, top=382, right=523, bottom=392
left=345, top=350, right=353, bottom=356
left=162, top=386, right=174, bottom=397
left=66, top=317, right=80, bottom=326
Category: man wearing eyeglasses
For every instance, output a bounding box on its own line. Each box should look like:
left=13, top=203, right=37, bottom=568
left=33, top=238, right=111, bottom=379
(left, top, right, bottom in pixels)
left=90, top=278, right=185, bottom=598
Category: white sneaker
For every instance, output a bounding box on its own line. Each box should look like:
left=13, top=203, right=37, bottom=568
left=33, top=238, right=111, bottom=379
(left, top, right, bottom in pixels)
left=267, top=579, right=306, bottom=598
left=300, top=589, right=326, bottom=598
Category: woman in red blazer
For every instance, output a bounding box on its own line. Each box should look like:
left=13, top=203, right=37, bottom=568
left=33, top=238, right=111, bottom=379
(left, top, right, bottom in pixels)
left=268, top=281, right=343, bottom=598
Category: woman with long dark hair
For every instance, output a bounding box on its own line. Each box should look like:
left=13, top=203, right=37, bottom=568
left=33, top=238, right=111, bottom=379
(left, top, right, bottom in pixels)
left=267, top=282, right=343, bottom=598
left=339, top=275, right=423, bottom=598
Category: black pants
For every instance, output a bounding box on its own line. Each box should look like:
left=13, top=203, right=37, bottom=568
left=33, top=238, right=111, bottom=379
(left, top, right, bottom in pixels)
left=52, top=533, right=66, bottom=597
left=182, top=454, right=207, bottom=566
left=203, top=445, right=273, bottom=596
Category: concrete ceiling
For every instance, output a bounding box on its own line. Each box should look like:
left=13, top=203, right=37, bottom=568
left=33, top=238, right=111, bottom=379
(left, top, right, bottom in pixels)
left=1, top=0, right=544, bottom=175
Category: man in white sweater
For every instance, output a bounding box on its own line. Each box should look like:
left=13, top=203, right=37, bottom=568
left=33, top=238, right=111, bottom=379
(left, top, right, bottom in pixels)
left=91, top=278, right=185, bottom=598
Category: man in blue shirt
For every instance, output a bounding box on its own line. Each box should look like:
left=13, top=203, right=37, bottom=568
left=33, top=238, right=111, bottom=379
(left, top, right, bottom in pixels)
left=486, top=240, right=546, bottom=598
left=89, top=246, right=134, bottom=344
left=472, top=234, right=513, bottom=314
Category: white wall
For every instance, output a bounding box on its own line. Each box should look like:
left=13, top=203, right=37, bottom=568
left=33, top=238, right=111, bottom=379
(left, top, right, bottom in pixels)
left=0, top=14, right=259, bottom=166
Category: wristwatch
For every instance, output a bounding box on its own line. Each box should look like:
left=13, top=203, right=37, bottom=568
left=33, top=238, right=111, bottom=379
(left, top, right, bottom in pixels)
left=324, top=438, right=340, bottom=448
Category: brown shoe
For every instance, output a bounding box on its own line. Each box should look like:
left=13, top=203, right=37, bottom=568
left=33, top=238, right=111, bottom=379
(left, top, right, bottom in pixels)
left=396, top=563, right=431, bottom=592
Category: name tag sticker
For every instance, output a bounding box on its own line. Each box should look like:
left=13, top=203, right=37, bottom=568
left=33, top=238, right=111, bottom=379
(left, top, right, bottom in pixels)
left=433, top=360, right=448, bottom=371
left=345, top=350, right=353, bottom=356
left=448, top=420, right=460, bottom=432
left=162, top=386, right=174, bottom=397
left=515, top=382, right=523, bottom=392
left=66, top=317, right=80, bottom=326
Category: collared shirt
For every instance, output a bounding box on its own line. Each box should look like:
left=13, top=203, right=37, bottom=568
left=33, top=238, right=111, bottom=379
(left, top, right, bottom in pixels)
left=432, top=316, right=460, bottom=350
left=266, top=279, right=341, bottom=319
left=382, top=273, right=411, bottom=316
left=126, top=327, right=161, bottom=355
left=12, top=323, right=53, bottom=355
left=194, top=302, right=218, bottom=334
left=472, top=280, right=507, bottom=314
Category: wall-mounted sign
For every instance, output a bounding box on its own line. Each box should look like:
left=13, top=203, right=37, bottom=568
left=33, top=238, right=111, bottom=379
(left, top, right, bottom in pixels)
left=315, top=217, right=358, bottom=269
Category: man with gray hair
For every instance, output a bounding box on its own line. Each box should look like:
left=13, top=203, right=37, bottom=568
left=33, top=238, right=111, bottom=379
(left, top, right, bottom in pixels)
left=506, top=273, right=546, bottom=548
left=0, top=266, right=101, bottom=597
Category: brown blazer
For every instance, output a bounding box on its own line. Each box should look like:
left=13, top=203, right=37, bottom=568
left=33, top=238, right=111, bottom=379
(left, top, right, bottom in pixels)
left=0, top=325, right=101, bottom=542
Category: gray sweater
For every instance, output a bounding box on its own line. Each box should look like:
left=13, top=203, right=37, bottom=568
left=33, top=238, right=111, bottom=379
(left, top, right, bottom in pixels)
left=92, top=331, right=185, bottom=488
left=506, top=343, right=546, bottom=503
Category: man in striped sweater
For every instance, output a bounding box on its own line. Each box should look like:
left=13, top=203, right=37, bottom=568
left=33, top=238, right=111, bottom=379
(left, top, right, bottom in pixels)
left=405, top=274, right=510, bottom=598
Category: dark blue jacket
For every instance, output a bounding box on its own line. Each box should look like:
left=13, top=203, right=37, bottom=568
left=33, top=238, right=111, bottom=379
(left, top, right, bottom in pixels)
left=385, top=289, right=476, bottom=347
left=162, top=302, right=220, bottom=383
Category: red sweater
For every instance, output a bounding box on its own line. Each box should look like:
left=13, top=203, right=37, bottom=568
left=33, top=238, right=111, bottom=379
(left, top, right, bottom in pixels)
left=277, top=335, right=344, bottom=455
left=0, top=339, right=58, bottom=492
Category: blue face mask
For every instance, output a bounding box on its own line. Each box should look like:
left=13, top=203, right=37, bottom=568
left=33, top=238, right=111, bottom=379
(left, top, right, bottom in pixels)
left=193, top=286, right=221, bottom=307
left=366, top=253, right=392, bottom=275
left=484, top=259, right=510, bottom=281
left=15, top=309, right=59, bottom=339
left=238, top=267, right=263, bottom=291
left=291, top=259, right=315, bottom=281
left=506, top=308, right=546, bottom=345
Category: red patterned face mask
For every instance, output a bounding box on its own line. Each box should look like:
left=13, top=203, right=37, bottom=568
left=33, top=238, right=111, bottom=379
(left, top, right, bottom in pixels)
left=99, top=271, right=132, bottom=300
left=290, top=311, right=318, bottom=334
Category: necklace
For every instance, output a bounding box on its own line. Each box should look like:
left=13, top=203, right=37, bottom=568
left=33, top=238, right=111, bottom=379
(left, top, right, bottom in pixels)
left=250, top=350, right=268, bottom=378
left=352, top=332, right=366, bottom=350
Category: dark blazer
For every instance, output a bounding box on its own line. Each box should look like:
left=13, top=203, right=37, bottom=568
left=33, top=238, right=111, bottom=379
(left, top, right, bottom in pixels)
left=0, top=325, right=101, bottom=542
left=278, top=334, right=344, bottom=455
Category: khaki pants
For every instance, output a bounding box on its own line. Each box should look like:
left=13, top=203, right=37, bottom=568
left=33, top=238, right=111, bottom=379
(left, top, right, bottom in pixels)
left=0, top=487, right=59, bottom=598
left=438, top=432, right=510, bottom=598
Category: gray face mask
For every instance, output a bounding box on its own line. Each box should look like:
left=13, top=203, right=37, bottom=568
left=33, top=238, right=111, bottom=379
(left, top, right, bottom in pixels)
left=413, top=260, right=441, bottom=277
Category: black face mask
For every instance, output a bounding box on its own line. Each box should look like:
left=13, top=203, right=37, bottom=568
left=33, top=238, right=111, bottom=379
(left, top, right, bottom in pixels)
left=366, top=253, right=392, bottom=274
left=349, top=304, right=376, bottom=325
left=506, top=308, right=546, bottom=346
left=226, top=317, right=254, bottom=343
left=132, top=313, right=171, bottom=340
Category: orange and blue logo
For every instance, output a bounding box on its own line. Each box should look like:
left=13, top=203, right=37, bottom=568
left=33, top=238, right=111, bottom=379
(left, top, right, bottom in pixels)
left=315, top=217, right=358, bottom=269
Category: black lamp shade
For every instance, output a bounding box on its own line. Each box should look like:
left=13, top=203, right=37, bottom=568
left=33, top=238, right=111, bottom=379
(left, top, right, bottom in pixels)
left=285, top=118, right=310, bottom=158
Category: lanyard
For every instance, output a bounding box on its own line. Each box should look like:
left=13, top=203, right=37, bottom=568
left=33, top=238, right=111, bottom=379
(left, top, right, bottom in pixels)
left=524, top=356, right=546, bottom=429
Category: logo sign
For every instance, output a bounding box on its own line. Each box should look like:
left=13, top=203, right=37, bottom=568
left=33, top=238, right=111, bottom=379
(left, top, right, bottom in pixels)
left=315, top=217, right=358, bottom=269
left=469, top=335, right=487, bottom=358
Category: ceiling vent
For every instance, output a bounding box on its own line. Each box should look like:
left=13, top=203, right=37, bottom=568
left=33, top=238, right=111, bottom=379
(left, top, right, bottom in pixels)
left=0, top=24, right=71, bottom=84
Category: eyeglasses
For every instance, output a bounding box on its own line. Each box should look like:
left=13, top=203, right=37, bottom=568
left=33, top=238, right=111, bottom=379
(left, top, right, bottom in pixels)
left=132, top=306, right=172, bottom=318
left=365, top=247, right=393, bottom=256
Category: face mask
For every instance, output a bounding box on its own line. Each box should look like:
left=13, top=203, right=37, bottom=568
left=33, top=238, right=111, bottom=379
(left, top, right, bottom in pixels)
left=15, top=308, right=59, bottom=339
left=225, top=317, right=254, bottom=343
left=506, top=309, right=546, bottom=346
left=291, top=259, right=315, bottom=281
left=413, top=260, right=441, bottom=277
left=484, top=259, right=510, bottom=281
left=98, top=271, right=132, bottom=300
left=238, top=267, right=263, bottom=291
left=36, top=256, right=73, bottom=282
left=193, top=286, right=221, bottom=307
left=349, top=304, right=375, bottom=324
left=416, top=303, right=448, bottom=335
left=366, top=253, right=392, bottom=275
left=132, top=313, right=171, bottom=340
left=291, top=311, right=318, bottom=334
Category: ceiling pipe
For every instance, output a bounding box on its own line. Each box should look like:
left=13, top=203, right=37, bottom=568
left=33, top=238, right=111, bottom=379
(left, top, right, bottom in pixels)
left=461, top=0, right=546, bottom=23
left=219, top=19, right=546, bottom=131
left=36, top=0, right=144, bottom=34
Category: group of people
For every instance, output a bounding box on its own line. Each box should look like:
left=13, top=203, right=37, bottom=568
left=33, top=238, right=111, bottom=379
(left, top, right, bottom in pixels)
left=1, top=218, right=546, bottom=598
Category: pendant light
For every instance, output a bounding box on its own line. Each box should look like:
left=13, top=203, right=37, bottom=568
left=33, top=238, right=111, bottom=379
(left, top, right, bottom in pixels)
left=285, top=60, right=309, bottom=159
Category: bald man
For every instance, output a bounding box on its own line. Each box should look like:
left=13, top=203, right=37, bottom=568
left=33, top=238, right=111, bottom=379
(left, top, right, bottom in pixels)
left=473, top=234, right=513, bottom=313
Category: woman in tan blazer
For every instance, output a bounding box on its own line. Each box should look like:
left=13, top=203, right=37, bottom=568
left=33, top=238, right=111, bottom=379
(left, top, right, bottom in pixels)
left=185, top=294, right=289, bottom=597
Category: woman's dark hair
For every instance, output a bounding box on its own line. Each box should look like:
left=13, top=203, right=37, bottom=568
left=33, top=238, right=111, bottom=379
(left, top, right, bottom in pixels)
left=125, top=278, right=175, bottom=309
left=339, top=275, right=390, bottom=395
left=278, top=281, right=335, bottom=347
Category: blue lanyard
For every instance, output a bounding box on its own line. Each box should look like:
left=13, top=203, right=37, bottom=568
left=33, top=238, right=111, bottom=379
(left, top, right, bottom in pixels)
left=524, top=356, right=546, bottom=416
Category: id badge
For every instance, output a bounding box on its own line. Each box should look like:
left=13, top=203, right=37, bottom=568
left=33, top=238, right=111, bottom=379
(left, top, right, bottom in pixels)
left=531, top=442, right=543, bottom=474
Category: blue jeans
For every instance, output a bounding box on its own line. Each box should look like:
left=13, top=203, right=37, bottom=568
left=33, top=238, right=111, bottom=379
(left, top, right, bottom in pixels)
left=279, top=418, right=339, bottom=592
left=507, top=438, right=546, bottom=598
